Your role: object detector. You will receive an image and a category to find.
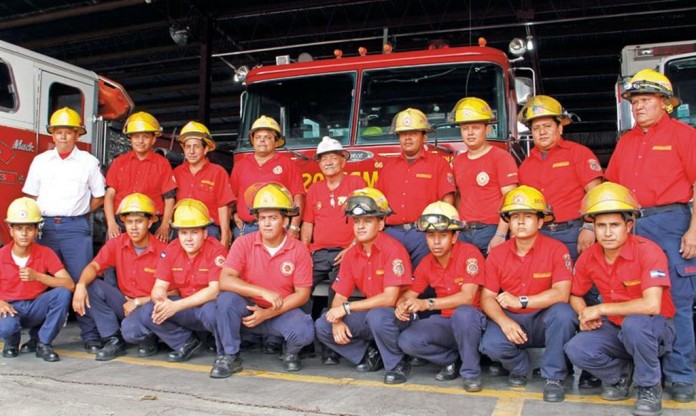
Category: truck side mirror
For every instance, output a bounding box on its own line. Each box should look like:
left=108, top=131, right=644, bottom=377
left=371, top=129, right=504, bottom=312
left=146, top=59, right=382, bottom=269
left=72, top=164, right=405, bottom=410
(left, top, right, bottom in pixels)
left=514, top=76, right=534, bottom=105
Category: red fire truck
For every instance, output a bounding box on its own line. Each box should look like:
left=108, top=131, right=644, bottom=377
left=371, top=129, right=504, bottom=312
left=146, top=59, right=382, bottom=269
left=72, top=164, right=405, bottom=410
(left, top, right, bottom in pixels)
left=0, top=40, right=133, bottom=245
left=234, top=41, right=530, bottom=190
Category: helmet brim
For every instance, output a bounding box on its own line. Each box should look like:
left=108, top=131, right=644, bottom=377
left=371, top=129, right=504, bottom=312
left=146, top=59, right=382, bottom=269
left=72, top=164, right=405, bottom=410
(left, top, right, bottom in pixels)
left=314, top=150, right=351, bottom=161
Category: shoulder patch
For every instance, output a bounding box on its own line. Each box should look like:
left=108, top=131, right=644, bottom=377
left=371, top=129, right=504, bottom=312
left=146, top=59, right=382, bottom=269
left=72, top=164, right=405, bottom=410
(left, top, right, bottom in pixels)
left=273, top=165, right=283, bottom=175
left=466, top=258, right=480, bottom=275
left=392, top=259, right=405, bottom=277
left=588, top=159, right=601, bottom=172
left=214, top=255, right=225, bottom=267
left=447, top=172, right=455, bottom=185
left=563, top=253, right=573, bottom=271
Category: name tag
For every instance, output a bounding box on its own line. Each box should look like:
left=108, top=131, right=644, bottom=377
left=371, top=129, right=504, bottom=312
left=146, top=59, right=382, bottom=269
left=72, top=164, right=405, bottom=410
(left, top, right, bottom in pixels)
left=201, top=180, right=215, bottom=186
left=652, top=145, right=672, bottom=151
left=416, top=173, right=432, bottom=179
left=552, top=161, right=569, bottom=168
left=376, top=269, right=385, bottom=275
left=171, top=267, right=184, bottom=272
left=622, top=279, right=641, bottom=287
left=144, top=267, right=156, bottom=273
left=199, top=268, right=209, bottom=272
left=533, top=272, right=552, bottom=278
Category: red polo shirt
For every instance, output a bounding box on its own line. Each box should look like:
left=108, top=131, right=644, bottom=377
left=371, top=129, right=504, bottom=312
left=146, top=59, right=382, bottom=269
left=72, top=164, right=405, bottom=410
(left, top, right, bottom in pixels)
left=0, top=243, right=64, bottom=301
left=223, top=232, right=312, bottom=308
left=412, top=242, right=485, bottom=317
left=92, top=233, right=167, bottom=298
left=106, top=151, right=177, bottom=215
left=485, top=234, right=573, bottom=314
left=605, top=116, right=696, bottom=207
left=156, top=237, right=226, bottom=298
left=333, top=232, right=412, bottom=298
left=174, top=161, right=236, bottom=225
left=230, top=153, right=305, bottom=223
left=375, top=148, right=456, bottom=225
left=303, top=175, right=366, bottom=251
left=519, top=139, right=603, bottom=222
left=572, top=234, right=674, bottom=326
left=453, top=147, right=518, bottom=224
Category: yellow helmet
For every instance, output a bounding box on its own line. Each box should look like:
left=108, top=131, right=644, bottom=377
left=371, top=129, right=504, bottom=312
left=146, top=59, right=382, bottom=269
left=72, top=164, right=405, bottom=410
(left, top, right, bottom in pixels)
left=47, top=107, right=86, bottom=135
left=391, top=108, right=434, bottom=134
left=517, top=95, right=571, bottom=127
left=249, top=115, right=286, bottom=147
left=5, top=197, right=43, bottom=224
left=580, top=182, right=641, bottom=222
left=452, top=97, right=496, bottom=124
left=246, top=182, right=299, bottom=217
left=123, top=111, right=163, bottom=137
left=170, top=198, right=212, bottom=229
left=416, top=201, right=464, bottom=231
left=499, top=185, right=554, bottom=223
left=178, top=121, right=216, bottom=151
left=622, top=69, right=681, bottom=111
left=116, top=193, right=157, bottom=219
left=345, top=187, right=393, bottom=217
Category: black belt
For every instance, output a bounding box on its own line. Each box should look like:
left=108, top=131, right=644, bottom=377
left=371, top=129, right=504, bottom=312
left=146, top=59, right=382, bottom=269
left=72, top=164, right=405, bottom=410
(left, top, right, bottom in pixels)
left=387, top=223, right=414, bottom=231
left=639, top=203, right=688, bottom=217
left=462, top=222, right=493, bottom=230
left=542, top=219, right=583, bottom=232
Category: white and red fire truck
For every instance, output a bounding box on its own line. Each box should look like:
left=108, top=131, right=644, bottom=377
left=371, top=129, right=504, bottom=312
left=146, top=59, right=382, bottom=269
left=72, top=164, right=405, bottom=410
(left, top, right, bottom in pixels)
left=0, top=40, right=133, bottom=245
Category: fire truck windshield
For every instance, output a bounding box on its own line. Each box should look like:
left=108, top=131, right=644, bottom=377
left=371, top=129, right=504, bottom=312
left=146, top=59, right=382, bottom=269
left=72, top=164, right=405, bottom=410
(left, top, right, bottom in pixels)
left=665, top=55, right=696, bottom=126
left=237, top=62, right=506, bottom=151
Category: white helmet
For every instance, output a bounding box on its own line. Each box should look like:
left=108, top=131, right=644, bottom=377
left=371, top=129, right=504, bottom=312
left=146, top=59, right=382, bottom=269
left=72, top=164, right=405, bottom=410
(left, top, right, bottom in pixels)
left=314, top=136, right=350, bottom=161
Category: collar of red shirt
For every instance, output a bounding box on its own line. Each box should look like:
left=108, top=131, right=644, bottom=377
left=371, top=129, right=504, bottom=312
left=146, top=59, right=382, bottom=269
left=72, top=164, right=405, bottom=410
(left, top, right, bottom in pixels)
left=507, top=233, right=545, bottom=255
left=252, top=231, right=293, bottom=254
left=183, top=160, right=210, bottom=172
left=397, top=147, right=428, bottom=162
left=530, top=138, right=570, bottom=159
left=355, top=232, right=390, bottom=257
left=0, top=242, right=34, bottom=265
left=119, top=233, right=158, bottom=256
left=632, top=112, right=669, bottom=136
left=126, top=150, right=155, bottom=161
left=589, top=233, right=637, bottom=264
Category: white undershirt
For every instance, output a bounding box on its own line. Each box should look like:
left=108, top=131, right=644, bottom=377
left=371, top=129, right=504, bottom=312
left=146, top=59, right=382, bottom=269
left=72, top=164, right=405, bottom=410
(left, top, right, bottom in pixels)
left=12, top=253, right=29, bottom=267
left=263, top=236, right=287, bottom=257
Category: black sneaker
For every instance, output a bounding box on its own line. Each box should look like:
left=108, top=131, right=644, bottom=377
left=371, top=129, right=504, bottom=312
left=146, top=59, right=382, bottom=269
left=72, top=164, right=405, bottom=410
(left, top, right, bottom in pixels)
left=2, top=343, right=18, bottom=358
left=634, top=384, right=662, bottom=416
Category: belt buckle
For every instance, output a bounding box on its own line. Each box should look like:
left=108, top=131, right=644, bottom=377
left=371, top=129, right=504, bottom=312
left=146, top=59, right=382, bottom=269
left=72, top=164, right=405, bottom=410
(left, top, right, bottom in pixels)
left=53, top=217, right=62, bottom=224
left=546, top=223, right=558, bottom=232
left=402, top=223, right=412, bottom=231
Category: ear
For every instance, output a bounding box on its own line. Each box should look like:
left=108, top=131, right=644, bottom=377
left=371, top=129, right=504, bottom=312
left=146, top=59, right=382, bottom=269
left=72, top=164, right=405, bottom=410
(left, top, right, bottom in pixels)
left=283, top=216, right=290, bottom=227
left=378, top=218, right=385, bottom=231
left=558, top=123, right=563, bottom=135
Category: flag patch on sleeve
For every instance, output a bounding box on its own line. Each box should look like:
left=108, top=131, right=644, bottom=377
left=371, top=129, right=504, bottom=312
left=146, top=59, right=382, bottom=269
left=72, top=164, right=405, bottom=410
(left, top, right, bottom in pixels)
left=649, top=270, right=667, bottom=278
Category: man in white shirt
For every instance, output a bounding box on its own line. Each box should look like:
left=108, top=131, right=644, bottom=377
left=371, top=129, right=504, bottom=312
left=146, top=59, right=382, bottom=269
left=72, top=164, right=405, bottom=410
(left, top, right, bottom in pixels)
left=22, top=107, right=106, bottom=353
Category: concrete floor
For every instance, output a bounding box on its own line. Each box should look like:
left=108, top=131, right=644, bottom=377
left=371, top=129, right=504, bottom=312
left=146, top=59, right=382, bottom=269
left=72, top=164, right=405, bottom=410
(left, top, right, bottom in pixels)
left=1, top=323, right=695, bottom=416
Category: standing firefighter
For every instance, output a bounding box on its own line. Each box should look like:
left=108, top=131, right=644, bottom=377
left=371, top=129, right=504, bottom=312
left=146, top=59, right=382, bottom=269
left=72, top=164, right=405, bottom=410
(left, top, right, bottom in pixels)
left=375, top=108, right=456, bottom=268
left=451, top=97, right=518, bottom=255
left=566, top=182, right=675, bottom=416
left=0, top=197, right=74, bottom=362
left=22, top=107, right=105, bottom=353
left=605, top=69, right=696, bottom=403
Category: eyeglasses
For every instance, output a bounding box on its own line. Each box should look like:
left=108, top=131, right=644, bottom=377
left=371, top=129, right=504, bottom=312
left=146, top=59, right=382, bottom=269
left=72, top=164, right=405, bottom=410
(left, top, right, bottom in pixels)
left=415, top=214, right=464, bottom=231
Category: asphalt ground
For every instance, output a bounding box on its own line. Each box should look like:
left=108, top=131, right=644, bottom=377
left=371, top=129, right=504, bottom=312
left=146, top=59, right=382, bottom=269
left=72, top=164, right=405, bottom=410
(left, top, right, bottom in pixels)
left=1, top=323, right=695, bottom=416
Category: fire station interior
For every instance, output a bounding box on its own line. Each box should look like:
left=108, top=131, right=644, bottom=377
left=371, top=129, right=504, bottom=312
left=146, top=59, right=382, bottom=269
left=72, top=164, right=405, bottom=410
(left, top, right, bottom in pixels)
left=2, top=1, right=696, bottom=415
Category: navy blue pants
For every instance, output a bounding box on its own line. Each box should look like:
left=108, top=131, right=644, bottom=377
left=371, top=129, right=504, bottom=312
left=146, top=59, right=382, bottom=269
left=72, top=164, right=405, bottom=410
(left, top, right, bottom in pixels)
left=310, top=248, right=342, bottom=309
left=385, top=226, right=427, bottom=269
left=233, top=222, right=258, bottom=239
left=0, top=288, right=71, bottom=346
left=215, top=292, right=314, bottom=355
left=480, top=303, right=576, bottom=380
left=635, top=206, right=696, bottom=384
left=457, top=224, right=497, bottom=257
left=39, top=215, right=100, bottom=342
left=398, top=306, right=486, bottom=378
left=87, top=279, right=128, bottom=338
left=121, top=296, right=216, bottom=350
left=565, top=315, right=674, bottom=387
left=316, top=307, right=409, bottom=371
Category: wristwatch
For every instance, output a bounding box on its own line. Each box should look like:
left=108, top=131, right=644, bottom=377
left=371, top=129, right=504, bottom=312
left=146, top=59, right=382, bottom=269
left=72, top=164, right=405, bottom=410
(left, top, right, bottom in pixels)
left=519, top=296, right=529, bottom=309
left=427, top=298, right=436, bottom=310
left=289, top=225, right=301, bottom=232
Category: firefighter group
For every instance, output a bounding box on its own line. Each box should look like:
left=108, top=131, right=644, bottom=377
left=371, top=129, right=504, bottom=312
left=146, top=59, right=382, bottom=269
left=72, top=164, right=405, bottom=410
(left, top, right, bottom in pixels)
left=0, top=68, right=694, bottom=416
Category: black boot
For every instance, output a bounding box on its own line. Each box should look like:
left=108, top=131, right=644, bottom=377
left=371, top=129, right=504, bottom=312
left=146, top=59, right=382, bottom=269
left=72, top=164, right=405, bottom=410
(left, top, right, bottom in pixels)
left=36, top=342, right=60, bottom=362
left=137, top=334, right=159, bottom=357
left=634, top=384, right=662, bottom=416
left=210, top=354, right=243, bottom=378
left=96, top=334, right=127, bottom=361
left=168, top=335, right=202, bottom=362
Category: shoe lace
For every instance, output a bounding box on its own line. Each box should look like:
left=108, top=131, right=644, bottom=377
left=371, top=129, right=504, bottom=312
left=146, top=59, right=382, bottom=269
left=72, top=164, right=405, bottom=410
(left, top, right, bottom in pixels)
left=637, top=386, right=659, bottom=402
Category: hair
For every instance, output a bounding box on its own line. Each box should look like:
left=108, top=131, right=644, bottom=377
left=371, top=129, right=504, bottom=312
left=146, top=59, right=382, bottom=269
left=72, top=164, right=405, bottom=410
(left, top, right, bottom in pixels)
left=589, top=211, right=635, bottom=223
left=119, top=212, right=153, bottom=219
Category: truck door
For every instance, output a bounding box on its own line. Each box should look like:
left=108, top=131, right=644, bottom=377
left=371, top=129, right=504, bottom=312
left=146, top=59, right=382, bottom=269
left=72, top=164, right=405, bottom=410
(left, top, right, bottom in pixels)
left=37, top=69, right=96, bottom=152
